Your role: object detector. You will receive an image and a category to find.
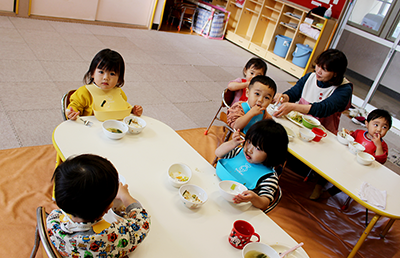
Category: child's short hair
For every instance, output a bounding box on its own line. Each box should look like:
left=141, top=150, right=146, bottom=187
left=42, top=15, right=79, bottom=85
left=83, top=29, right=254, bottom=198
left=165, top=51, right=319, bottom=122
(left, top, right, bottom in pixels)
left=248, top=75, right=277, bottom=98
left=245, top=119, right=288, bottom=167
left=84, top=48, right=125, bottom=87
left=53, top=154, right=119, bottom=221
left=367, top=109, right=392, bottom=129
left=244, top=58, right=267, bottom=76
left=314, top=49, right=347, bottom=85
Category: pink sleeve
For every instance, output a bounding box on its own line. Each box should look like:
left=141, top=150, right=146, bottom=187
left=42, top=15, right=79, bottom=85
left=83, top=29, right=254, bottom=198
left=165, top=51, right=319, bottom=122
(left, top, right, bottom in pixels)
left=227, top=102, right=245, bottom=128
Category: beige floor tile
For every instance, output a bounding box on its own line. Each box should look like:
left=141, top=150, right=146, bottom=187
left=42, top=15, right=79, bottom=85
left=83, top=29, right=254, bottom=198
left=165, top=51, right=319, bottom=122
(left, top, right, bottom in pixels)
left=95, top=35, right=139, bottom=50
left=117, top=49, right=158, bottom=65
left=29, top=43, right=83, bottom=61
left=152, top=81, right=209, bottom=103
left=10, top=17, right=55, bottom=31
left=0, top=112, right=20, bottom=149
left=128, top=63, right=182, bottom=81
left=0, top=16, right=14, bottom=28
left=177, top=52, right=218, bottom=66
left=19, top=29, right=68, bottom=46
left=72, top=46, right=109, bottom=62
left=114, top=27, right=153, bottom=40
left=60, top=33, right=106, bottom=48
left=82, top=24, right=123, bottom=37
left=40, top=60, right=88, bottom=82
left=146, top=51, right=189, bottom=65
left=175, top=100, right=223, bottom=127
left=0, top=27, right=26, bottom=43
left=193, top=65, right=236, bottom=82
left=0, top=60, right=51, bottom=82
left=50, top=21, right=91, bottom=34
left=122, top=81, right=171, bottom=105
left=142, top=104, right=198, bottom=130
left=0, top=41, right=37, bottom=60
left=186, top=81, right=226, bottom=101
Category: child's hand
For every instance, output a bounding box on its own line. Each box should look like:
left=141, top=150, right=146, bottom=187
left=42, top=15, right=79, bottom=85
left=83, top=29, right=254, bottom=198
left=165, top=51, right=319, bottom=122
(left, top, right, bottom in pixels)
left=116, top=183, right=137, bottom=207
left=273, top=102, right=295, bottom=117
left=371, top=133, right=382, bottom=146
left=232, top=129, right=245, bottom=146
left=248, top=105, right=265, bottom=117
left=132, top=105, right=143, bottom=116
left=66, top=107, right=79, bottom=120
left=233, top=190, right=257, bottom=204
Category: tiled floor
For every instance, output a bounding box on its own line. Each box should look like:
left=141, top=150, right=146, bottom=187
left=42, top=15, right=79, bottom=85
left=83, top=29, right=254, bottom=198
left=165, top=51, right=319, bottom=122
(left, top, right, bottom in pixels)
left=0, top=15, right=399, bottom=174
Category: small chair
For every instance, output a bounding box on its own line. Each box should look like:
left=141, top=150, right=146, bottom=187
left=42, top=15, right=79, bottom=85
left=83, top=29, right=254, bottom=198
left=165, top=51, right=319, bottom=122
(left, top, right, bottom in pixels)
left=61, top=90, right=76, bottom=121
left=30, top=206, right=63, bottom=258
left=204, top=88, right=236, bottom=135
left=167, top=0, right=197, bottom=32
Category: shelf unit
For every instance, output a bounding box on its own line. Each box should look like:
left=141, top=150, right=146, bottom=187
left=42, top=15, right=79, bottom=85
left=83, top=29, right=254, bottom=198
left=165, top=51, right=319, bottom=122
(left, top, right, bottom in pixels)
left=223, top=0, right=336, bottom=78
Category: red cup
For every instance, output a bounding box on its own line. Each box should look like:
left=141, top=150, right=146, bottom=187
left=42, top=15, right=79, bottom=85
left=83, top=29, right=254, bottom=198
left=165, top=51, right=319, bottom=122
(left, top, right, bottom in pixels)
left=228, top=220, right=260, bottom=249
left=312, top=127, right=327, bottom=142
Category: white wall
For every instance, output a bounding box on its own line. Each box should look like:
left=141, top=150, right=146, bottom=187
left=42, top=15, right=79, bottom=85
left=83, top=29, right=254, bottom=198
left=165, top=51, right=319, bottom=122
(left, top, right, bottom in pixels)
left=0, top=0, right=14, bottom=12
left=31, top=0, right=98, bottom=20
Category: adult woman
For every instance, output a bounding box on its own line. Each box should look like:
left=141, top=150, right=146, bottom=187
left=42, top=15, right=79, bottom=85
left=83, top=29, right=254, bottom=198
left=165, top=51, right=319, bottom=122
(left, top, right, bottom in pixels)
left=273, top=49, right=352, bottom=134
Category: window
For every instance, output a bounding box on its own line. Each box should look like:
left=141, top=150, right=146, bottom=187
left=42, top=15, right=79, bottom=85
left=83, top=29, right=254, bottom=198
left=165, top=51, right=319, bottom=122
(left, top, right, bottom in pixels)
left=348, top=0, right=400, bottom=41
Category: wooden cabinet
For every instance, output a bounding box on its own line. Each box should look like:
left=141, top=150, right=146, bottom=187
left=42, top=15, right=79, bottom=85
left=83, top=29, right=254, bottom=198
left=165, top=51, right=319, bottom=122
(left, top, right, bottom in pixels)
left=223, top=0, right=336, bottom=78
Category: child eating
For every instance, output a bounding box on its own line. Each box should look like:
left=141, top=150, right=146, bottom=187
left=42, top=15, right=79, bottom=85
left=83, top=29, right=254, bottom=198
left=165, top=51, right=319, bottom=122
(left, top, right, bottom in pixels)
left=47, top=154, right=150, bottom=257
left=215, top=119, right=288, bottom=211
left=227, top=75, right=277, bottom=134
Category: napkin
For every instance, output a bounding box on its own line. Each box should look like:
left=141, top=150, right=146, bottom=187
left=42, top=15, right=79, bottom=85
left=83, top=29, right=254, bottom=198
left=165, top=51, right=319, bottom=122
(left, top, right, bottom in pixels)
left=359, top=182, right=387, bottom=209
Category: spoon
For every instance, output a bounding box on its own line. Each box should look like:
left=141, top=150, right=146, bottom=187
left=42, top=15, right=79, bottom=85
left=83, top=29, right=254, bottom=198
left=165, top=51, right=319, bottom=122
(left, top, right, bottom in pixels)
left=279, top=242, right=304, bottom=258
left=77, top=116, right=93, bottom=127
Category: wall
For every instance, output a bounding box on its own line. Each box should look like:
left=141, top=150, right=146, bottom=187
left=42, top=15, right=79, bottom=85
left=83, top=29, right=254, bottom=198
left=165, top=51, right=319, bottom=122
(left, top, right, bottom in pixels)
left=289, top=0, right=346, bottom=19
left=0, top=0, right=14, bottom=12
left=336, top=29, right=400, bottom=93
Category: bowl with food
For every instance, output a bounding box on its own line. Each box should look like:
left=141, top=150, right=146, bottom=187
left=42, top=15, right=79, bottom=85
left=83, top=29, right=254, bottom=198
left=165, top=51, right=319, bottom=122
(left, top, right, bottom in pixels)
left=168, top=163, right=192, bottom=188
left=299, top=128, right=315, bottom=142
left=357, top=152, right=375, bottom=166
left=348, top=142, right=365, bottom=155
left=123, top=116, right=146, bottom=134
left=102, top=120, right=128, bottom=140
left=219, top=180, right=247, bottom=202
left=179, top=184, right=207, bottom=209
left=242, top=242, right=279, bottom=258
left=301, top=115, right=320, bottom=129
left=337, top=131, right=354, bottom=145
left=283, top=126, right=295, bottom=142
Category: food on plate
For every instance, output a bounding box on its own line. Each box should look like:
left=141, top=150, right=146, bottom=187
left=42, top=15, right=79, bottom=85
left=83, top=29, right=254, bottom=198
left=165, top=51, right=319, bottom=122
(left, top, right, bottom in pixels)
left=127, top=118, right=142, bottom=128
left=244, top=250, right=269, bottom=258
left=170, top=171, right=189, bottom=182
left=106, top=128, right=123, bottom=133
left=287, top=111, right=302, bottom=123
left=182, top=190, right=202, bottom=203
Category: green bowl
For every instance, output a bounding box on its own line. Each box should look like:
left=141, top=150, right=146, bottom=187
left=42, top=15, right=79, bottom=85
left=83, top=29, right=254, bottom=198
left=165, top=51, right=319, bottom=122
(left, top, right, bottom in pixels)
left=301, top=115, right=320, bottom=129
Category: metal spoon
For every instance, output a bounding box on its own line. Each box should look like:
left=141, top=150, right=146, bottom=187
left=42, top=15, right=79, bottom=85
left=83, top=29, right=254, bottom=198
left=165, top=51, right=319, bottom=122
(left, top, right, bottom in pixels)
left=77, top=116, right=93, bottom=127
left=279, top=242, right=304, bottom=258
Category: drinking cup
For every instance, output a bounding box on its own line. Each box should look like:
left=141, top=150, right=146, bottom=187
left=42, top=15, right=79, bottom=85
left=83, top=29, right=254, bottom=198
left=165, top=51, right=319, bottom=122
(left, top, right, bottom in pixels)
left=312, top=127, right=327, bottom=142
left=228, top=220, right=260, bottom=249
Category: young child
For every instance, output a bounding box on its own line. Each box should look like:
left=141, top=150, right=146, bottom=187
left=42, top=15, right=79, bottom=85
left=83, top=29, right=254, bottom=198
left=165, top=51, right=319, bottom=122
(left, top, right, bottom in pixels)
left=215, top=119, right=288, bottom=211
left=349, top=108, right=392, bottom=164
left=227, top=75, right=276, bottom=134
left=228, top=57, right=267, bottom=104
left=310, top=109, right=392, bottom=199
left=67, top=48, right=143, bottom=121
left=47, top=154, right=150, bottom=257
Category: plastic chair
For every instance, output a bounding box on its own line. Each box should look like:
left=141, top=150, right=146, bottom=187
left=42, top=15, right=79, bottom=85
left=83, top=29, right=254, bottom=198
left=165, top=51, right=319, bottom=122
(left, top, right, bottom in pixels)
left=61, top=90, right=76, bottom=121
left=167, top=0, right=197, bottom=32
left=30, top=207, right=63, bottom=258
left=204, top=88, right=235, bottom=135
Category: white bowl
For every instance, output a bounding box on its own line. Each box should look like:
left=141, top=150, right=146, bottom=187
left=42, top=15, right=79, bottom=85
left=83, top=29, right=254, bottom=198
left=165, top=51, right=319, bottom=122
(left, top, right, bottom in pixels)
left=357, top=152, right=375, bottom=166
left=179, top=184, right=207, bottom=209
left=123, top=116, right=146, bottom=134
left=168, top=163, right=192, bottom=188
left=348, top=142, right=365, bottom=155
left=283, top=126, right=295, bottom=142
left=242, top=242, right=279, bottom=258
left=299, top=128, right=315, bottom=142
left=218, top=180, right=247, bottom=202
left=102, top=120, right=128, bottom=140
left=336, top=132, right=354, bottom=145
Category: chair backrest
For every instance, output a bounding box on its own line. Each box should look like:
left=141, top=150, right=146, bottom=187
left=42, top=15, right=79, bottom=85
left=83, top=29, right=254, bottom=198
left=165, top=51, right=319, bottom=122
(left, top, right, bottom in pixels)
left=61, top=90, right=76, bottom=121
left=36, top=207, right=63, bottom=258
left=222, top=88, right=235, bottom=109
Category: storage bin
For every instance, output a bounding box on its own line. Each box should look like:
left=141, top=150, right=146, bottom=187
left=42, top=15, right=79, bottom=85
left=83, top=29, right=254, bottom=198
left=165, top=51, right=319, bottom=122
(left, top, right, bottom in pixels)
left=273, top=35, right=292, bottom=58
left=193, top=7, right=225, bottom=38
left=292, top=43, right=313, bottom=68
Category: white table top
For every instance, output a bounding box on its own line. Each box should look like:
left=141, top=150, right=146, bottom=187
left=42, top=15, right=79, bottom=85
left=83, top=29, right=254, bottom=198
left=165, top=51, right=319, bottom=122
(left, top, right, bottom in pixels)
left=52, top=116, right=309, bottom=258
left=276, top=116, right=400, bottom=219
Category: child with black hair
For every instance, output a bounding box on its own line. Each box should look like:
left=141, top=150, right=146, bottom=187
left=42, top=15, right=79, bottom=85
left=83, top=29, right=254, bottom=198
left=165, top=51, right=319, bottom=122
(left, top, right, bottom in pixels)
left=215, top=119, right=288, bottom=211
left=47, top=154, right=150, bottom=257
left=310, top=109, right=392, bottom=199
left=228, top=57, right=267, bottom=104
left=67, top=48, right=143, bottom=121
left=227, top=75, right=277, bottom=134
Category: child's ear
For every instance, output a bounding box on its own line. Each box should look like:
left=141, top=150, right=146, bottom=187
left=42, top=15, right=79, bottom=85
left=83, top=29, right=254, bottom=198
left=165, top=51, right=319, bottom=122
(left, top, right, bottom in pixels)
left=246, top=87, right=250, bottom=98
left=364, top=120, right=368, bottom=127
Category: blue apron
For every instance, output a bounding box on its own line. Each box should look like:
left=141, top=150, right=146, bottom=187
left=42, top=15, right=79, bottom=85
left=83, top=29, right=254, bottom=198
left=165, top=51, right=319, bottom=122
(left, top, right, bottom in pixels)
left=242, top=102, right=264, bottom=134
left=216, top=148, right=274, bottom=189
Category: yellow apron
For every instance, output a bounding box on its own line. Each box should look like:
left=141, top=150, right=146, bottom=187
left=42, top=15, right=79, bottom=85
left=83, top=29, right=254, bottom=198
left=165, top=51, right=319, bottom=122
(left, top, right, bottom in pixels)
left=86, top=84, right=132, bottom=121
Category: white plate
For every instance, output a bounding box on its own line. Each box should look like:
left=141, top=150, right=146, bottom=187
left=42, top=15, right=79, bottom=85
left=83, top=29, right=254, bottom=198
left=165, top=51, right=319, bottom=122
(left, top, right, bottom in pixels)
left=270, top=244, right=306, bottom=258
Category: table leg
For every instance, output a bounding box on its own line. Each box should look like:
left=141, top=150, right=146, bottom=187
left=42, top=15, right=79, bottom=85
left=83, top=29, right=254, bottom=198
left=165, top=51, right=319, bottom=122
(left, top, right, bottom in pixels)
left=347, top=214, right=381, bottom=258
left=380, top=218, right=395, bottom=238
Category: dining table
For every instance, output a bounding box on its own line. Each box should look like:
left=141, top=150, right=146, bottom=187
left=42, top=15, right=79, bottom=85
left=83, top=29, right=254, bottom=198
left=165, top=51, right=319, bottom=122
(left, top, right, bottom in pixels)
left=52, top=115, right=309, bottom=258
left=275, top=115, right=400, bottom=258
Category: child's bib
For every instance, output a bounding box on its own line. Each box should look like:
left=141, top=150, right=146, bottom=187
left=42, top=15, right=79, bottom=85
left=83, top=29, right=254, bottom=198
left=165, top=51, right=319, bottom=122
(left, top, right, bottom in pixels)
left=86, top=84, right=132, bottom=121
left=216, top=149, right=274, bottom=189
left=241, top=102, right=264, bottom=134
